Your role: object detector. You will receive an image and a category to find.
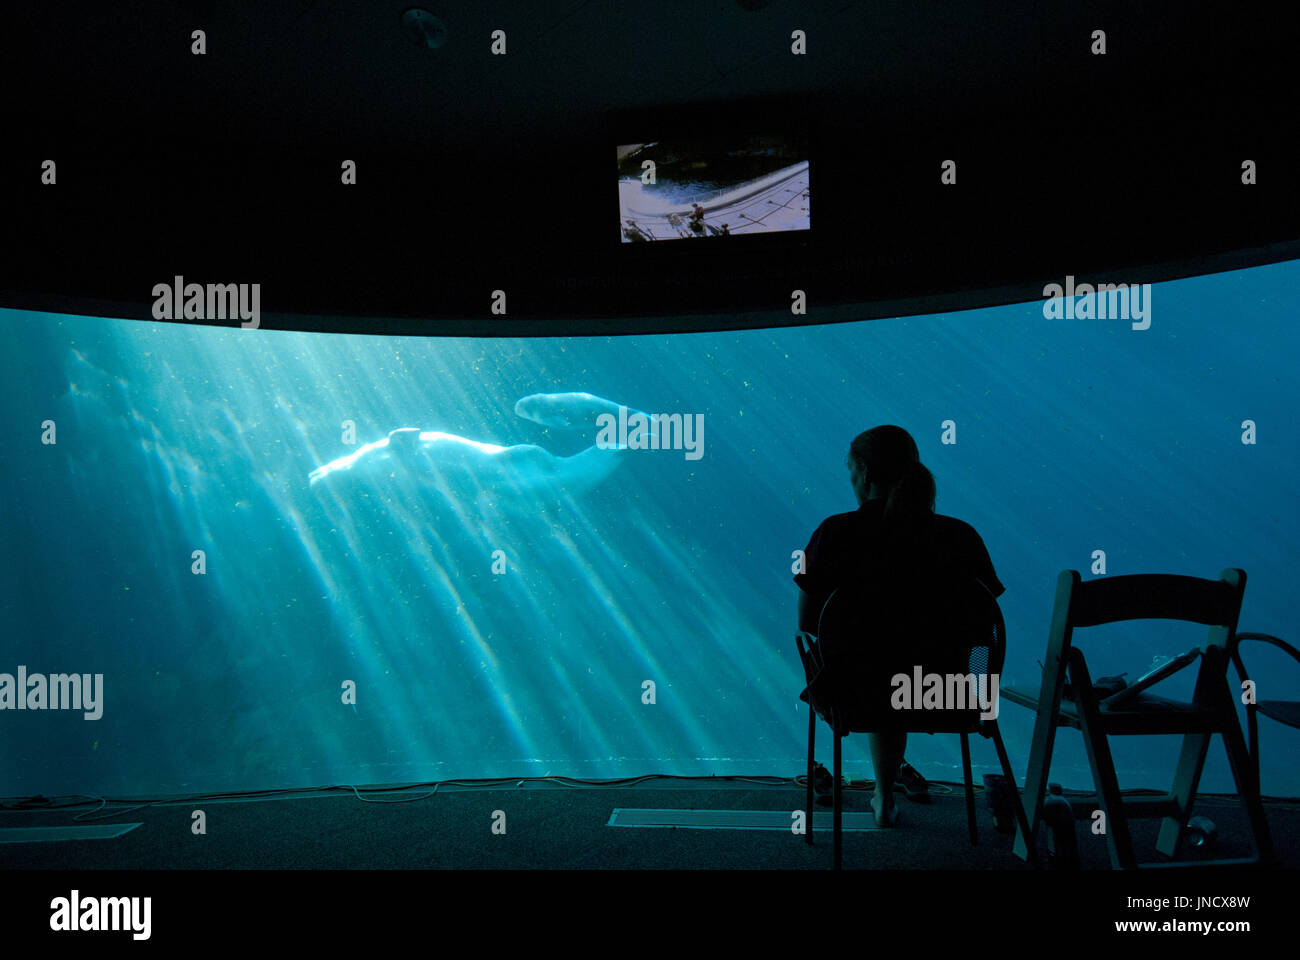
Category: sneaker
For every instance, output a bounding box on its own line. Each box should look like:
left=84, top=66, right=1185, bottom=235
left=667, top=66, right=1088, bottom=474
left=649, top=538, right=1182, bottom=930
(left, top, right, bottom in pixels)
left=897, top=761, right=931, bottom=802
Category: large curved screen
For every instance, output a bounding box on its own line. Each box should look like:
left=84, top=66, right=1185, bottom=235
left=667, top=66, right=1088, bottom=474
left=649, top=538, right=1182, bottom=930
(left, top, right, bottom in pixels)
left=2, top=260, right=1296, bottom=800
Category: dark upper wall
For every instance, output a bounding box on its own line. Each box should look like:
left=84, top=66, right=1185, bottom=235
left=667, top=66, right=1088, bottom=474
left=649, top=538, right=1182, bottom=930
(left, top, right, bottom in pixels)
left=2, top=0, right=1297, bottom=335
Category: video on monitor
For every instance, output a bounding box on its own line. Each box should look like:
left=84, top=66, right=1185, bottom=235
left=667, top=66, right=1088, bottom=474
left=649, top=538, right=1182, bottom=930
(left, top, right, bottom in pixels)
left=617, top=134, right=809, bottom=243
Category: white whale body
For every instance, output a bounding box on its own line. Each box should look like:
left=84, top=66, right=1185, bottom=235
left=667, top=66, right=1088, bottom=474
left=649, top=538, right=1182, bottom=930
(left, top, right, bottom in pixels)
left=308, top=392, right=638, bottom=499
left=513, top=391, right=644, bottom=430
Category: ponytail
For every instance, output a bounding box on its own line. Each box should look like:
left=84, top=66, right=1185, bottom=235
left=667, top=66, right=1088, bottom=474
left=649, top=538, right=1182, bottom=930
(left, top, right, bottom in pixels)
left=849, top=425, right=937, bottom=540
left=884, top=458, right=936, bottom=532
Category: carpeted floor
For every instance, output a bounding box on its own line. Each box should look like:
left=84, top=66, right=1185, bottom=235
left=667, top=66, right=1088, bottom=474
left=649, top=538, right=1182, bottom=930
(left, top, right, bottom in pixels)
left=3, top=780, right=1295, bottom=870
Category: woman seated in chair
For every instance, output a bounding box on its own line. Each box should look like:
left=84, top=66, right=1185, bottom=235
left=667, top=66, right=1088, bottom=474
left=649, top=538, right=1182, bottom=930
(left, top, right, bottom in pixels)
left=794, top=425, right=1006, bottom=826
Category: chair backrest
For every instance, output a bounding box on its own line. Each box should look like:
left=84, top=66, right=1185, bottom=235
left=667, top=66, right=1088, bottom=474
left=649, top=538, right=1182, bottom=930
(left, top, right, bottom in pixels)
left=1054, top=569, right=1245, bottom=656
left=1042, top=569, right=1247, bottom=708
left=1064, top=571, right=1245, bottom=634
left=966, top=577, right=1006, bottom=679
left=813, top=573, right=1006, bottom=733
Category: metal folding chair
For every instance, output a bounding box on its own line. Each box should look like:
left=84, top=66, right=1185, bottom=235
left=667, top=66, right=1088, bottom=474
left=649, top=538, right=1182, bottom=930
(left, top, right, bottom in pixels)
left=796, top=575, right=1037, bottom=869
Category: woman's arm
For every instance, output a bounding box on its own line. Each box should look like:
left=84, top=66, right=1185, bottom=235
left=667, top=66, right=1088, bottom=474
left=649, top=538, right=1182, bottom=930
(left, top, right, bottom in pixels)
left=797, top=589, right=820, bottom=636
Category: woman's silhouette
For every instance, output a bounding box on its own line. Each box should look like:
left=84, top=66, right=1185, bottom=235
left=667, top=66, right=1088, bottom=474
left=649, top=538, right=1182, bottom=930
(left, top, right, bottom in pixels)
left=794, top=425, right=1005, bottom=826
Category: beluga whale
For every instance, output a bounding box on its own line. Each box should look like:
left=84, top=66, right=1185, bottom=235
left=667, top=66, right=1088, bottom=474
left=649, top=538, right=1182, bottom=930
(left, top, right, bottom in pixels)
left=513, top=392, right=636, bottom=431
left=307, top=392, right=645, bottom=506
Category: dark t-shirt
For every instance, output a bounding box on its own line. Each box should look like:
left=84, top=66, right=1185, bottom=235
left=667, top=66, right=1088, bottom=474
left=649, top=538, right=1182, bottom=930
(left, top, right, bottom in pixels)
left=794, top=499, right=1005, bottom=622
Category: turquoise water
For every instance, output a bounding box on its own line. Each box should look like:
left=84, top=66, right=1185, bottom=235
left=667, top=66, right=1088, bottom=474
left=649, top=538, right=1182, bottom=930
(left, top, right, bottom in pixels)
left=2, top=260, right=1297, bottom=799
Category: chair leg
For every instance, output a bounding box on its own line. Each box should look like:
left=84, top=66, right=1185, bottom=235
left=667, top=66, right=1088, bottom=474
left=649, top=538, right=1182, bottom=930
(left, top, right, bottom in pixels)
left=1207, top=677, right=1276, bottom=864
left=805, top=705, right=815, bottom=846
left=961, top=732, right=977, bottom=845
left=1155, top=730, right=1210, bottom=858
left=1070, top=653, right=1137, bottom=869
left=1015, top=685, right=1062, bottom=862
left=991, top=722, right=1040, bottom=869
left=1246, top=702, right=1262, bottom=800
left=833, top=731, right=843, bottom=870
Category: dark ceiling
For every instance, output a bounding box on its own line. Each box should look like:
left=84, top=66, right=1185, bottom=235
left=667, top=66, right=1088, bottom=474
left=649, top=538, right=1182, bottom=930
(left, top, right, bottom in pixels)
left=3, top=0, right=1297, bottom=334
left=15, top=0, right=1051, bottom=149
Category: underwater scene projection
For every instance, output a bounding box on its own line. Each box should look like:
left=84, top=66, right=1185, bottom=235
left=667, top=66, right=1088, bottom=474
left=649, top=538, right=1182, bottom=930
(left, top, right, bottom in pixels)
left=1, top=259, right=1296, bottom=800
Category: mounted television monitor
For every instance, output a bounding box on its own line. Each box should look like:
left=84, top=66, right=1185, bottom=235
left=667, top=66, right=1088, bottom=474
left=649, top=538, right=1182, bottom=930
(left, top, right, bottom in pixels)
left=617, top=134, right=809, bottom=243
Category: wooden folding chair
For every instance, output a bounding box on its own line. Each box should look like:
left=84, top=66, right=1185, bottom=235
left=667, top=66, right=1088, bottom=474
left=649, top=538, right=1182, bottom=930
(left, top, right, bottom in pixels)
left=1005, top=569, right=1275, bottom=869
